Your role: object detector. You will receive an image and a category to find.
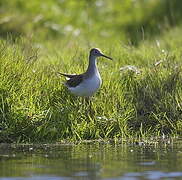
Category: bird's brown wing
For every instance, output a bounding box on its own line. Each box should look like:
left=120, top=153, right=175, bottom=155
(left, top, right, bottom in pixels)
left=65, top=74, right=84, bottom=87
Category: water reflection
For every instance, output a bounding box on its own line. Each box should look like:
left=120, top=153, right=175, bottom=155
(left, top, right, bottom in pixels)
left=0, top=140, right=181, bottom=180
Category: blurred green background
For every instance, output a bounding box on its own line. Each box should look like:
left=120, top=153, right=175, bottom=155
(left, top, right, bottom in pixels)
left=1, top=0, right=182, bottom=45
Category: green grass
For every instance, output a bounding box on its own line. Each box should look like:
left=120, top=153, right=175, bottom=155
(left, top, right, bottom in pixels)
left=0, top=0, right=182, bottom=142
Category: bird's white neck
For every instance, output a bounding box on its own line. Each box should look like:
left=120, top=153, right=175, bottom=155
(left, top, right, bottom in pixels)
left=86, top=55, right=99, bottom=77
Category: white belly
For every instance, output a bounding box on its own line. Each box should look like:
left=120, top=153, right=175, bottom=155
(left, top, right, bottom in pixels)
left=68, top=75, right=102, bottom=97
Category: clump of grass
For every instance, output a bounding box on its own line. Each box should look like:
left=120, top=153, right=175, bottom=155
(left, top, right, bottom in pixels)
left=0, top=28, right=182, bottom=143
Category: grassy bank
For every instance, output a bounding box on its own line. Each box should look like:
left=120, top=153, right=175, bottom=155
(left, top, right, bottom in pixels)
left=1, top=27, right=182, bottom=142
left=0, top=0, right=182, bottom=142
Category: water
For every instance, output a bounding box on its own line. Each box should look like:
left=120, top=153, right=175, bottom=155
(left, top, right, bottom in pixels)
left=0, top=139, right=182, bottom=180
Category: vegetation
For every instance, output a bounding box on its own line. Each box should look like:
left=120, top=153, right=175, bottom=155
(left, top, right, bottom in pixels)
left=0, top=0, right=182, bottom=142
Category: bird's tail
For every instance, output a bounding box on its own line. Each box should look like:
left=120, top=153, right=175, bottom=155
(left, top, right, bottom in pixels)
left=57, top=72, right=76, bottom=78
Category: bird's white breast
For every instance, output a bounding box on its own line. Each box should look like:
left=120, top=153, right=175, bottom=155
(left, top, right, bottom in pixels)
left=68, top=73, right=102, bottom=97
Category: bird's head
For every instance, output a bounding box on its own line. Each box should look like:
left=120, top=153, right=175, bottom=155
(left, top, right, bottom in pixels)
left=90, top=48, right=112, bottom=60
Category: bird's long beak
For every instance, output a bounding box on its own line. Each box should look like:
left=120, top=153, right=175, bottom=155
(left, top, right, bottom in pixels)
left=101, top=53, right=113, bottom=60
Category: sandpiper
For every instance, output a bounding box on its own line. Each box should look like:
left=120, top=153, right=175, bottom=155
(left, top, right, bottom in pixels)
left=59, top=48, right=112, bottom=97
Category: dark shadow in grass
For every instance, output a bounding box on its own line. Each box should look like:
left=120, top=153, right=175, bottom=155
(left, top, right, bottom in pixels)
left=0, top=15, right=24, bottom=41
left=124, top=0, right=182, bottom=45
left=0, top=27, right=23, bottom=41
left=0, top=89, right=14, bottom=143
left=125, top=65, right=182, bottom=135
left=0, top=89, right=35, bottom=143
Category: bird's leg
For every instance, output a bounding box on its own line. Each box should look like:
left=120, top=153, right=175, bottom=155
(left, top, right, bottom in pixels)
left=85, top=97, right=90, bottom=105
left=82, top=97, right=90, bottom=109
left=84, top=97, right=95, bottom=118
